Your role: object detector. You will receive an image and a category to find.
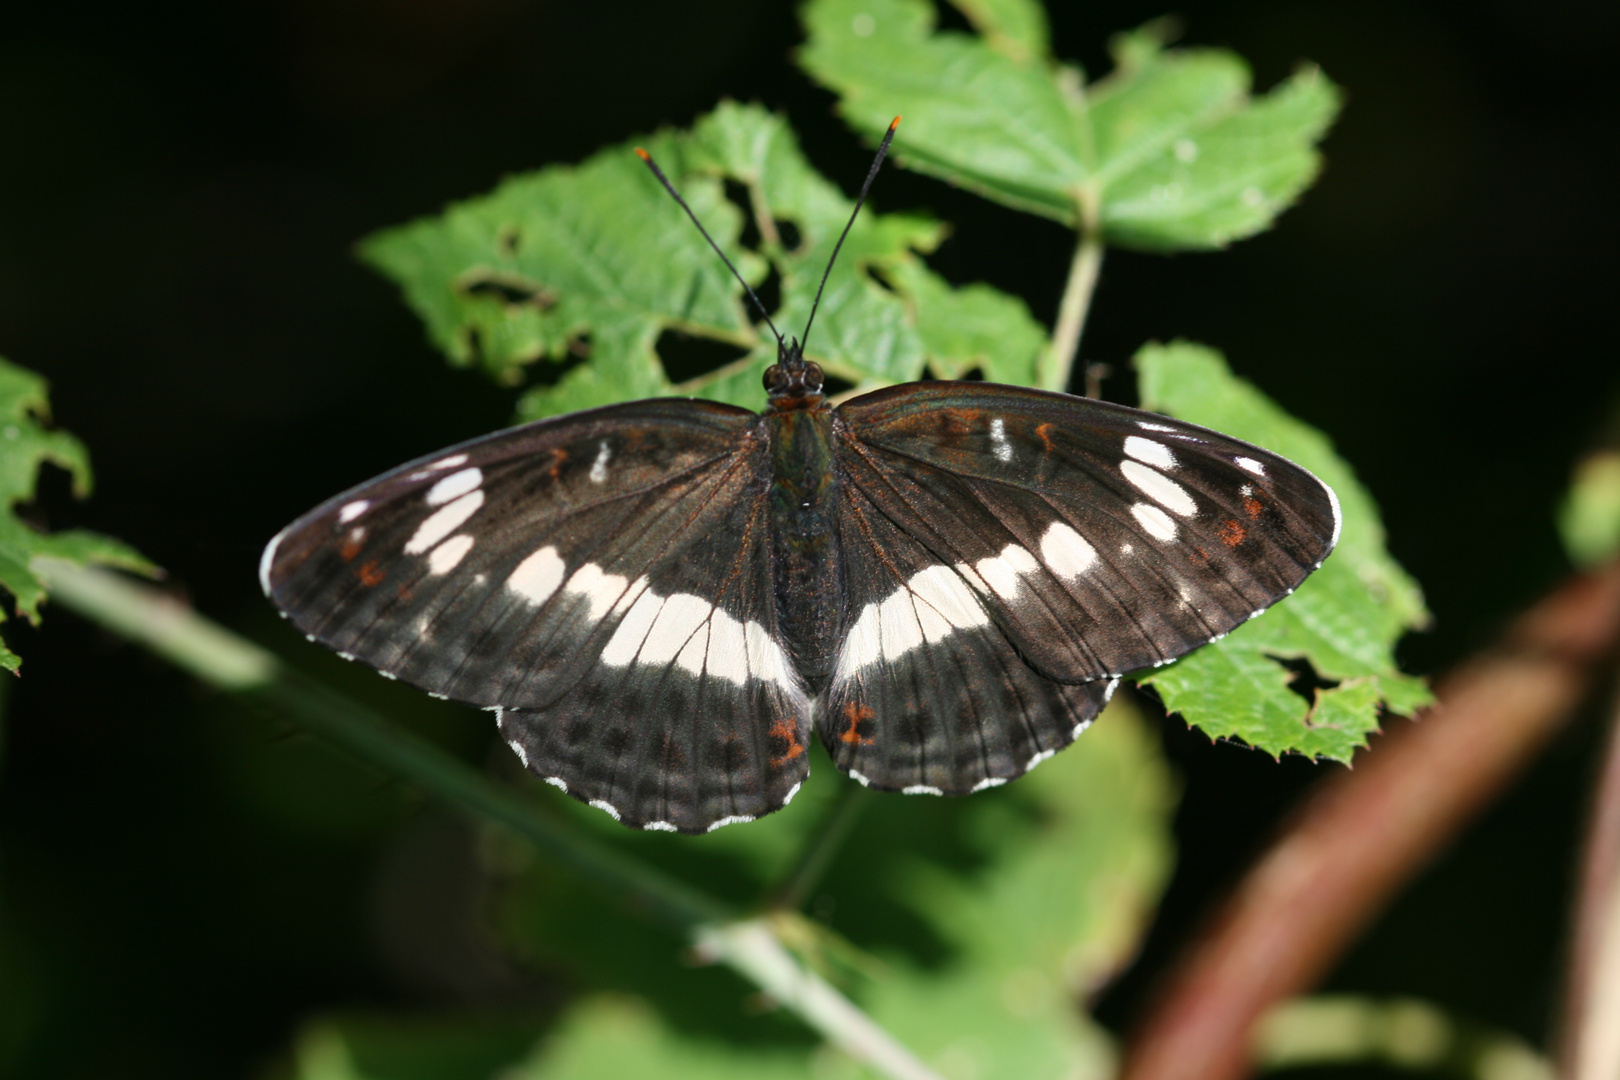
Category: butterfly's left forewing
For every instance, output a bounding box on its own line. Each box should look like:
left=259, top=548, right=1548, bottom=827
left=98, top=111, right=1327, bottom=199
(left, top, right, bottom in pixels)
left=263, top=400, right=812, bottom=833
left=832, top=382, right=1340, bottom=686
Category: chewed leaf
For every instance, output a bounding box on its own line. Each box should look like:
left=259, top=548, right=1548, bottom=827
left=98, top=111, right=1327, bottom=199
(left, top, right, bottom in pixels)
left=0, top=357, right=154, bottom=672
left=363, top=101, right=1035, bottom=421
left=800, top=0, right=1341, bottom=249
left=1135, top=341, right=1431, bottom=761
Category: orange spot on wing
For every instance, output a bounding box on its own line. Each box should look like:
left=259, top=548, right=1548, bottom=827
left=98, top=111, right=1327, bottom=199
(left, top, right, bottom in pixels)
left=839, top=703, right=875, bottom=746
left=1035, top=422, right=1054, bottom=454
left=357, top=560, right=386, bottom=587
left=1243, top=495, right=1264, bottom=519
left=339, top=532, right=364, bottom=562
left=1220, top=519, right=1248, bottom=547
left=769, top=718, right=806, bottom=767
left=548, top=448, right=568, bottom=480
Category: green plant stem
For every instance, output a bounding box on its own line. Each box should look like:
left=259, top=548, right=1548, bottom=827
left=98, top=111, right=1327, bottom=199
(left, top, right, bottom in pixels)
left=1041, top=205, right=1105, bottom=394
left=698, top=919, right=943, bottom=1080
left=769, top=781, right=871, bottom=911
left=33, top=558, right=942, bottom=1080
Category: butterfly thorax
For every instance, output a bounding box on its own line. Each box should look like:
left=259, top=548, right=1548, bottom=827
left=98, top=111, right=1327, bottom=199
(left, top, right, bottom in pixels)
left=763, top=400, right=842, bottom=696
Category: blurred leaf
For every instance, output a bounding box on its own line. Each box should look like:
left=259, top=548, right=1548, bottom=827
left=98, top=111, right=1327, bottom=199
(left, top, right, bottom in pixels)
left=287, top=1014, right=540, bottom=1080
left=947, top=0, right=1051, bottom=63
left=511, top=996, right=814, bottom=1080
left=1135, top=341, right=1431, bottom=761
left=849, top=694, right=1173, bottom=1079
left=488, top=696, right=1174, bottom=1080
left=0, top=357, right=153, bottom=672
left=363, top=101, right=1037, bottom=421
left=1559, top=450, right=1620, bottom=568
left=799, top=0, right=1340, bottom=248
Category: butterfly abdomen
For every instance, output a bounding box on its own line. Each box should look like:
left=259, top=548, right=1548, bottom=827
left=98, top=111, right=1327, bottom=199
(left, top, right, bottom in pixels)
left=765, top=405, right=844, bottom=694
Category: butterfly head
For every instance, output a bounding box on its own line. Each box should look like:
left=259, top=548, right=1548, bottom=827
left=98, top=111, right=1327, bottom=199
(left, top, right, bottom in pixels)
left=764, top=336, right=824, bottom=408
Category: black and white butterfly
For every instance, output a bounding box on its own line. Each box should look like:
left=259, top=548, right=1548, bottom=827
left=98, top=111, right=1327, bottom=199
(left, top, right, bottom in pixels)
left=262, top=121, right=1339, bottom=834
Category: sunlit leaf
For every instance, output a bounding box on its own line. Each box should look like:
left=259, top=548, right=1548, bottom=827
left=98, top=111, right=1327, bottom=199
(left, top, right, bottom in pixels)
left=1559, top=450, right=1620, bottom=569
left=1135, top=341, right=1431, bottom=761
left=800, top=0, right=1340, bottom=248
left=363, top=101, right=1038, bottom=421
left=0, top=357, right=153, bottom=672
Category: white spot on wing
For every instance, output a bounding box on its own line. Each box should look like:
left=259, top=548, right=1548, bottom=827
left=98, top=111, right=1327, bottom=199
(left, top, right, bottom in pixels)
left=589, top=799, right=621, bottom=821
left=706, top=814, right=754, bottom=832
left=408, top=454, right=468, bottom=479
left=1131, top=502, right=1179, bottom=541
left=902, top=784, right=944, bottom=796
left=1137, top=421, right=1177, bottom=432
left=643, top=821, right=678, bottom=832
left=508, top=545, right=565, bottom=604
left=1025, top=748, right=1056, bottom=771
left=426, top=467, right=482, bottom=506
left=1124, top=436, right=1177, bottom=470
left=1040, top=521, right=1097, bottom=579
left=405, top=490, right=484, bottom=554
left=848, top=770, right=871, bottom=788
left=970, top=544, right=1040, bottom=599
left=564, top=563, right=630, bottom=620
left=1236, top=456, right=1266, bottom=476
left=970, top=776, right=1007, bottom=792
left=338, top=500, right=370, bottom=523
left=989, top=417, right=1012, bottom=463
left=1121, top=460, right=1197, bottom=516
left=545, top=777, right=568, bottom=792
left=782, top=781, right=803, bottom=806
left=427, top=534, right=475, bottom=575
left=508, top=740, right=530, bottom=767
left=835, top=566, right=990, bottom=678
left=589, top=441, right=611, bottom=483
left=259, top=527, right=287, bottom=596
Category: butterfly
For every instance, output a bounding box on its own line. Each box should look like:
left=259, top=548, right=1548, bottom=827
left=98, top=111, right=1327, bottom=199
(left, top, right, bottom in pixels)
left=261, top=119, right=1340, bottom=834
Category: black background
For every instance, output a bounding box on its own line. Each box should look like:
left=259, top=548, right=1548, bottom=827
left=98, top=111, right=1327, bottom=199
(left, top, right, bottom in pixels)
left=0, top=0, right=1615, bottom=1076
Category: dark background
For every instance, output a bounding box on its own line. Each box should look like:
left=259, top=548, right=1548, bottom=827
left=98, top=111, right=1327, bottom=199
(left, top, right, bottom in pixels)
left=1, top=0, right=1616, bottom=1076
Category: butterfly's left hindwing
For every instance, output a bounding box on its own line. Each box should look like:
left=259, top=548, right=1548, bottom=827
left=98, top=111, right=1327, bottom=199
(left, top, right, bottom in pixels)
left=263, top=400, right=812, bottom=833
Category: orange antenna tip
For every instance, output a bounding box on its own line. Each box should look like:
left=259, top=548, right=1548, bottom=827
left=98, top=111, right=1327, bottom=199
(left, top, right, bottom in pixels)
left=634, top=147, right=650, bottom=161
left=889, top=116, right=901, bottom=130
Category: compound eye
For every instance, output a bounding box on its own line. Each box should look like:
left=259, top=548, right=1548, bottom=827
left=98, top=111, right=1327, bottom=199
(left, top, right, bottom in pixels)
left=803, top=362, right=824, bottom=392
left=762, top=364, right=783, bottom=392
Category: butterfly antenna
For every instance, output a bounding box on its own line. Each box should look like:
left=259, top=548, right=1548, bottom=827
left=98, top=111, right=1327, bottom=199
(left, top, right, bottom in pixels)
left=634, top=147, right=784, bottom=348
left=800, top=116, right=901, bottom=353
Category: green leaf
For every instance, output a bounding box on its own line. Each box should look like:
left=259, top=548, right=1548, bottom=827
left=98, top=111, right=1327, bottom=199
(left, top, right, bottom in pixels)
left=0, top=357, right=153, bottom=672
left=363, top=101, right=1033, bottom=420
left=853, top=694, right=1175, bottom=1080
left=287, top=1014, right=541, bottom=1080
left=947, top=0, right=1051, bottom=63
left=512, top=997, right=813, bottom=1080
left=1559, top=450, right=1620, bottom=568
left=799, top=0, right=1341, bottom=249
left=1134, top=341, right=1431, bottom=761
left=486, top=696, right=1174, bottom=1080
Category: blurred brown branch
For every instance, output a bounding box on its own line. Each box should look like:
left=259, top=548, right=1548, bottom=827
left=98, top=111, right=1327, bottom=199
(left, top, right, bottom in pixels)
left=1121, top=560, right=1620, bottom=1080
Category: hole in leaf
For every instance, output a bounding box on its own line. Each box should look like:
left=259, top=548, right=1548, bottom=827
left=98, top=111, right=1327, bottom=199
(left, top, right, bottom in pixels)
left=1268, top=655, right=1341, bottom=704
left=865, top=264, right=898, bottom=295
left=462, top=274, right=556, bottom=310
left=777, top=218, right=802, bottom=252
left=821, top=374, right=855, bottom=397
left=723, top=180, right=761, bottom=250
left=655, top=329, right=751, bottom=384
left=497, top=226, right=520, bottom=256
left=750, top=263, right=782, bottom=325
left=933, top=1, right=975, bottom=34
